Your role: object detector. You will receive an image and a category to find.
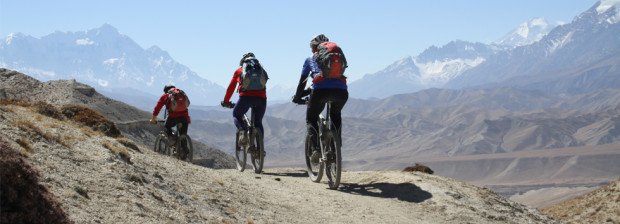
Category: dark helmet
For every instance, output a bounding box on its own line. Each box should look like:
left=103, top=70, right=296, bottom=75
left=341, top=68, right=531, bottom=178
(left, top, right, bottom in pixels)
left=163, top=84, right=175, bottom=93
left=310, top=34, right=329, bottom=49
left=239, top=52, right=255, bottom=66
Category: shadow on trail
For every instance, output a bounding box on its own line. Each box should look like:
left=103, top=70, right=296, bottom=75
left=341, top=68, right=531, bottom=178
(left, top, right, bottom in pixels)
left=339, top=182, right=433, bottom=203
left=262, top=170, right=308, bottom=178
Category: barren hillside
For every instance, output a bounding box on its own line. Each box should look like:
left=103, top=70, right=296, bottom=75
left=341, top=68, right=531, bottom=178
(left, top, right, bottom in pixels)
left=0, top=68, right=235, bottom=169
left=0, top=100, right=557, bottom=223
left=542, top=179, right=620, bottom=224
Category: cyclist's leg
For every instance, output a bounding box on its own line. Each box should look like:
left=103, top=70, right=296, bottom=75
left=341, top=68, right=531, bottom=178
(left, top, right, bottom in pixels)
left=327, top=89, right=349, bottom=142
left=306, top=89, right=327, bottom=150
left=164, top=117, right=177, bottom=137
left=233, top=96, right=252, bottom=131
left=178, top=117, right=189, bottom=136
left=250, top=97, right=267, bottom=135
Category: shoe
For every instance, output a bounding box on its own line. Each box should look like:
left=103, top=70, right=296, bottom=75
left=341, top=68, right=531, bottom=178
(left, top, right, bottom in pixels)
left=310, top=150, right=321, bottom=164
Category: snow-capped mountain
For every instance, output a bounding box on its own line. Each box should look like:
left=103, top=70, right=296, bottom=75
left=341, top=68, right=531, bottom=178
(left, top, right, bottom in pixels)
left=494, top=18, right=561, bottom=47
left=446, top=0, right=620, bottom=93
left=348, top=40, right=501, bottom=99
left=0, top=24, right=225, bottom=105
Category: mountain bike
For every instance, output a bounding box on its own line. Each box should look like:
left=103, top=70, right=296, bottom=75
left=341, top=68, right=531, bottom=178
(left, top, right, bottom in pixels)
left=153, top=120, right=193, bottom=162
left=222, top=102, right=265, bottom=173
left=295, top=93, right=342, bottom=190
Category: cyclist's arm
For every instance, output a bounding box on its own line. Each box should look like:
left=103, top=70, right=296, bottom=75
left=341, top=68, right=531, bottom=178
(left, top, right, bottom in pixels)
left=152, top=94, right=167, bottom=117
left=294, top=58, right=318, bottom=98
left=223, top=67, right=241, bottom=103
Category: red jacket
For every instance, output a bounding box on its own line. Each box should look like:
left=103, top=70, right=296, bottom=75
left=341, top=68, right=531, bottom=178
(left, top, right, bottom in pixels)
left=152, top=91, right=191, bottom=123
left=223, top=67, right=267, bottom=103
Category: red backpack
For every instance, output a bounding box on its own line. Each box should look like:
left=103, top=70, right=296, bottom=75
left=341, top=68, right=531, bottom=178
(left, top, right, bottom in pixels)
left=315, top=42, right=347, bottom=79
left=166, top=88, right=190, bottom=113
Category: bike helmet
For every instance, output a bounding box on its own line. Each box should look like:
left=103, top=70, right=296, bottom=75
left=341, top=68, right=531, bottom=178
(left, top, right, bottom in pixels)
left=163, top=84, right=175, bottom=93
left=309, top=34, right=329, bottom=49
left=239, top=52, right=256, bottom=66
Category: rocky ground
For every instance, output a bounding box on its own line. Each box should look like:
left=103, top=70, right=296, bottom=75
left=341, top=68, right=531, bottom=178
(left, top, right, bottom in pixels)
left=0, top=101, right=558, bottom=223
left=542, top=179, right=620, bottom=224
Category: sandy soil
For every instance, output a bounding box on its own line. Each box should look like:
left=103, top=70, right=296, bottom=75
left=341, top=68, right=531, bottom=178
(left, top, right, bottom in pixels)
left=0, top=103, right=557, bottom=224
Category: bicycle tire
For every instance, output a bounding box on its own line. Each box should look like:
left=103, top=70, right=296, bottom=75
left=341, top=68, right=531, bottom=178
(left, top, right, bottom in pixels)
left=324, top=129, right=342, bottom=190
left=304, top=133, right=323, bottom=182
left=178, top=135, right=193, bottom=162
left=235, top=130, right=247, bottom=172
left=184, top=135, right=194, bottom=162
left=154, top=134, right=167, bottom=155
left=250, top=128, right=264, bottom=174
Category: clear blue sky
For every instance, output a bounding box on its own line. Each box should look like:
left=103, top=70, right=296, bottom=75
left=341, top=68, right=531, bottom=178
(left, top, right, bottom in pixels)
left=0, top=0, right=597, bottom=88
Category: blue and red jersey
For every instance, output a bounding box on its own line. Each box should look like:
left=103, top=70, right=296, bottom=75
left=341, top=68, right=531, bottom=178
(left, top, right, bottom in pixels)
left=301, top=57, right=347, bottom=90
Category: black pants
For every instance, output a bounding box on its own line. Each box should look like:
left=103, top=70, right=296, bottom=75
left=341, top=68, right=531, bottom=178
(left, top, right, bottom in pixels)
left=306, top=88, right=348, bottom=148
left=165, top=116, right=189, bottom=137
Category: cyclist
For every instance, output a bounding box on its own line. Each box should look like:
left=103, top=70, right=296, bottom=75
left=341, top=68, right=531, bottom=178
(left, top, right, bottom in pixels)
left=221, top=52, right=268, bottom=147
left=292, top=34, right=348, bottom=164
left=150, top=85, right=191, bottom=142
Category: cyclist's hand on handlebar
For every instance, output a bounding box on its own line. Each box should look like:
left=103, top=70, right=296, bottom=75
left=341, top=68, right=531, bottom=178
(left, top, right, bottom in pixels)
left=221, top=101, right=235, bottom=108
left=292, top=96, right=305, bottom=105
left=149, top=115, right=157, bottom=124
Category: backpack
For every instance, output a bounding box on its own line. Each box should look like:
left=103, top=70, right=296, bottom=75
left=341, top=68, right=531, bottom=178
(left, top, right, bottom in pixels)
left=166, top=88, right=190, bottom=113
left=315, top=42, right=347, bottom=79
left=240, top=57, right=268, bottom=91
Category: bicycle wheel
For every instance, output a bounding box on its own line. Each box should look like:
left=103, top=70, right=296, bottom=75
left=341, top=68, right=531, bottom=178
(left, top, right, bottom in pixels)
left=304, top=133, right=323, bottom=182
left=178, top=135, right=194, bottom=162
left=325, top=129, right=342, bottom=190
left=250, top=128, right=264, bottom=174
left=154, top=134, right=167, bottom=154
left=235, top=130, right=247, bottom=172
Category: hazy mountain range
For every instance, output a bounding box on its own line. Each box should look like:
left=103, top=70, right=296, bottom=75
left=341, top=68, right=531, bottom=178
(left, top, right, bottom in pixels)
left=0, top=24, right=224, bottom=105
left=0, top=16, right=562, bottom=103
left=446, top=1, right=620, bottom=92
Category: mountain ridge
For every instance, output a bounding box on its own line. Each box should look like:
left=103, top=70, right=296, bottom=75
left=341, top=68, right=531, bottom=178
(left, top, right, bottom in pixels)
left=0, top=24, right=225, bottom=106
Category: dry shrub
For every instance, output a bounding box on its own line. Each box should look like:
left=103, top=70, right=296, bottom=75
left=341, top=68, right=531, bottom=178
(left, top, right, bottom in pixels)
left=0, top=139, right=74, bottom=224
left=103, top=141, right=132, bottom=164
left=16, top=138, right=33, bottom=156
left=41, top=132, right=72, bottom=148
left=116, top=138, right=140, bottom=152
left=0, top=99, right=31, bottom=107
left=79, top=126, right=97, bottom=137
left=61, top=105, right=121, bottom=138
left=14, top=119, right=41, bottom=133
left=402, top=163, right=434, bottom=174
left=14, top=119, right=72, bottom=148
left=35, top=102, right=65, bottom=120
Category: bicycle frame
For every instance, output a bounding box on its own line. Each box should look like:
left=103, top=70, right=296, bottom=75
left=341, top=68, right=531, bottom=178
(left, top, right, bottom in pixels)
left=225, top=103, right=265, bottom=173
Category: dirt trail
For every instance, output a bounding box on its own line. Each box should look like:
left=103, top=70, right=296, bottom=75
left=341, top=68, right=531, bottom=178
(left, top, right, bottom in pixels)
left=0, top=103, right=555, bottom=223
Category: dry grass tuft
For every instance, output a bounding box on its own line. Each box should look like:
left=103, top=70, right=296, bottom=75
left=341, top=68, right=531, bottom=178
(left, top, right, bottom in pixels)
left=402, top=163, right=434, bottom=174
left=41, top=132, right=72, bottom=148
left=103, top=141, right=132, bottom=164
left=61, top=105, right=121, bottom=138
left=73, top=186, right=90, bottom=199
left=35, top=102, right=65, bottom=120
left=116, top=138, right=140, bottom=152
left=16, top=138, right=33, bottom=156
left=0, top=99, right=31, bottom=107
